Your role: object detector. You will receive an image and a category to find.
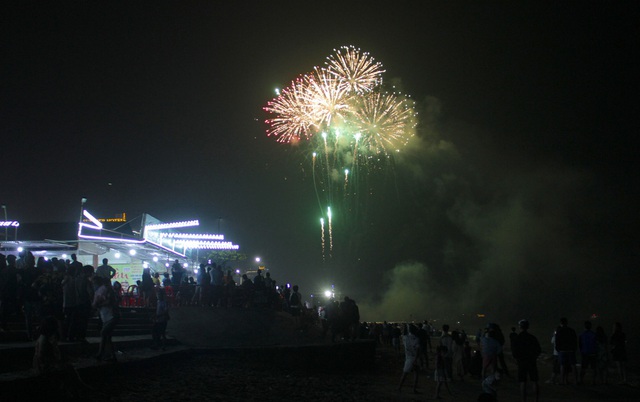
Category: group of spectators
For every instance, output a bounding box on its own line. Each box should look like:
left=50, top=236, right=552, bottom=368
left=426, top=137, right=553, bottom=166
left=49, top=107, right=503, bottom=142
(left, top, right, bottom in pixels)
left=0, top=251, right=122, bottom=365
left=550, top=317, right=628, bottom=386
left=390, top=316, right=629, bottom=402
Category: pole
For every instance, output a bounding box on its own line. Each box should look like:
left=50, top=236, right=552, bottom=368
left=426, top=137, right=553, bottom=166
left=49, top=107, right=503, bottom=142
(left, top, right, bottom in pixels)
left=1, top=205, right=7, bottom=241
left=79, top=197, right=87, bottom=224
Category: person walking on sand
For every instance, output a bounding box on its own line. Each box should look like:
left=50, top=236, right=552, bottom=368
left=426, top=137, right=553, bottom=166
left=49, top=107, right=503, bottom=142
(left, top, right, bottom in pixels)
left=398, top=323, right=421, bottom=394
left=512, top=319, right=541, bottom=402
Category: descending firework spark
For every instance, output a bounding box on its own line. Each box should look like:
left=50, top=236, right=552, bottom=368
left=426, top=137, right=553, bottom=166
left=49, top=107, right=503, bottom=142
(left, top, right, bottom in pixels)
left=264, top=77, right=315, bottom=142
left=327, top=206, right=333, bottom=256
left=350, top=91, right=417, bottom=154
left=320, top=217, right=325, bottom=261
left=325, top=45, right=385, bottom=94
left=343, top=169, right=349, bottom=193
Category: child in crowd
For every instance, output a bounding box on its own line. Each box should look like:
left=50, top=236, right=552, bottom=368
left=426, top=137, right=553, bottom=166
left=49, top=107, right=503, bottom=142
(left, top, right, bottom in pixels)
left=151, top=288, right=170, bottom=350
left=481, top=371, right=500, bottom=400
left=33, top=315, right=63, bottom=375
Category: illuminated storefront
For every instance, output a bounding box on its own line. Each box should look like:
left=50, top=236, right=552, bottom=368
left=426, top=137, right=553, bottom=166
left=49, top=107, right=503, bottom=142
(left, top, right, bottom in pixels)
left=1, top=209, right=241, bottom=286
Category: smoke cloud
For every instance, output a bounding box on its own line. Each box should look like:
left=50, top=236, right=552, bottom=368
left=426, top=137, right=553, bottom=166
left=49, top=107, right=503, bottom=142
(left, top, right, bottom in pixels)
left=346, top=95, right=636, bottom=334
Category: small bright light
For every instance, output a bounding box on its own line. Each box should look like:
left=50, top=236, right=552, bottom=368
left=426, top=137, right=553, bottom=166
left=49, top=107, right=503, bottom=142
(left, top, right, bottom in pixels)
left=129, top=249, right=136, bottom=256
left=324, top=290, right=332, bottom=298
left=344, top=169, right=349, bottom=175
left=114, top=252, right=121, bottom=259
left=61, top=253, right=67, bottom=259
left=143, top=262, right=148, bottom=268
left=355, top=133, right=361, bottom=141
left=194, top=269, right=199, bottom=274
left=44, top=257, right=49, bottom=261
left=165, top=263, right=170, bottom=267
left=17, top=247, right=24, bottom=252
left=275, top=88, right=280, bottom=95
left=322, top=131, right=327, bottom=139
left=153, top=256, right=158, bottom=262
left=312, top=152, right=317, bottom=157
left=235, top=269, right=240, bottom=274
left=183, top=263, right=188, bottom=268
left=255, top=257, right=261, bottom=263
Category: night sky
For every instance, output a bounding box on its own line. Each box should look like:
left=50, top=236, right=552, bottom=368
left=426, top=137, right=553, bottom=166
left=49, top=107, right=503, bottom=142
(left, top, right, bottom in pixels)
left=3, top=2, right=638, bottom=324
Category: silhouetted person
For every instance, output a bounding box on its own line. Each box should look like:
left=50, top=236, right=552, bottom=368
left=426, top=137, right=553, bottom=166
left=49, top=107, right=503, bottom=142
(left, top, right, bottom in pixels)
left=610, top=322, right=627, bottom=384
left=96, top=258, right=116, bottom=280
left=579, top=320, right=598, bottom=384
left=171, top=260, right=183, bottom=286
left=555, top=317, right=578, bottom=384
left=512, top=319, right=541, bottom=402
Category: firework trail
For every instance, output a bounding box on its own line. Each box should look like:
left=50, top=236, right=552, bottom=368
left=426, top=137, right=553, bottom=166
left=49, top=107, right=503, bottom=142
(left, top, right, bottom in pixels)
left=327, top=206, right=333, bottom=257
left=320, top=217, right=325, bottom=261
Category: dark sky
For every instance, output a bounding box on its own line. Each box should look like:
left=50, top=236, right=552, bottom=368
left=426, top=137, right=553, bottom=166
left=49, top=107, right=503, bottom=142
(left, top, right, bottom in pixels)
left=3, top=2, right=639, bottom=324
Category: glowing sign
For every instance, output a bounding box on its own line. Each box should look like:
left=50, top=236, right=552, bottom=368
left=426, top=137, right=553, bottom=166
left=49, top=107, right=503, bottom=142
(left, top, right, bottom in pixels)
left=81, top=213, right=127, bottom=223
left=0, top=221, right=20, bottom=227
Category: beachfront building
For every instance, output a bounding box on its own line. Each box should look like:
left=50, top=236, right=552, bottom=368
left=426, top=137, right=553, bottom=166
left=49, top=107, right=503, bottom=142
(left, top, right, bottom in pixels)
left=0, top=208, right=240, bottom=287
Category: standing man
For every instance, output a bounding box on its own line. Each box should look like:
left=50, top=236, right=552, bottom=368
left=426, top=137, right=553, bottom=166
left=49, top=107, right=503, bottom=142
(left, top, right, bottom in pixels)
left=579, top=320, right=598, bottom=384
left=96, top=258, right=116, bottom=280
left=512, top=319, right=541, bottom=402
left=555, top=317, right=578, bottom=385
left=171, top=260, right=183, bottom=287
left=439, top=324, right=454, bottom=379
left=69, top=253, right=83, bottom=271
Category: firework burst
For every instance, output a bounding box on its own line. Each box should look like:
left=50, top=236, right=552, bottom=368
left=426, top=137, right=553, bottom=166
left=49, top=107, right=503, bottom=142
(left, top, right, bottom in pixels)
left=303, top=67, right=351, bottom=128
left=264, top=77, right=316, bottom=142
left=325, top=45, right=385, bottom=94
left=350, top=91, right=417, bottom=154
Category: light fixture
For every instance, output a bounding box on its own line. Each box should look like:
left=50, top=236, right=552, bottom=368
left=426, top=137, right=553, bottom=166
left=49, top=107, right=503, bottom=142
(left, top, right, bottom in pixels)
left=129, top=249, right=136, bottom=256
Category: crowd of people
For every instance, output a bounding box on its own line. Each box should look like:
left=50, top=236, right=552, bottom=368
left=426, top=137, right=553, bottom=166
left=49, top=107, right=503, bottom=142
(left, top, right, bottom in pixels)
left=0, top=251, right=633, bottom=400
left=384, top=317, right=630, bottom=401
left=0, top=251, right=313, bottom=348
